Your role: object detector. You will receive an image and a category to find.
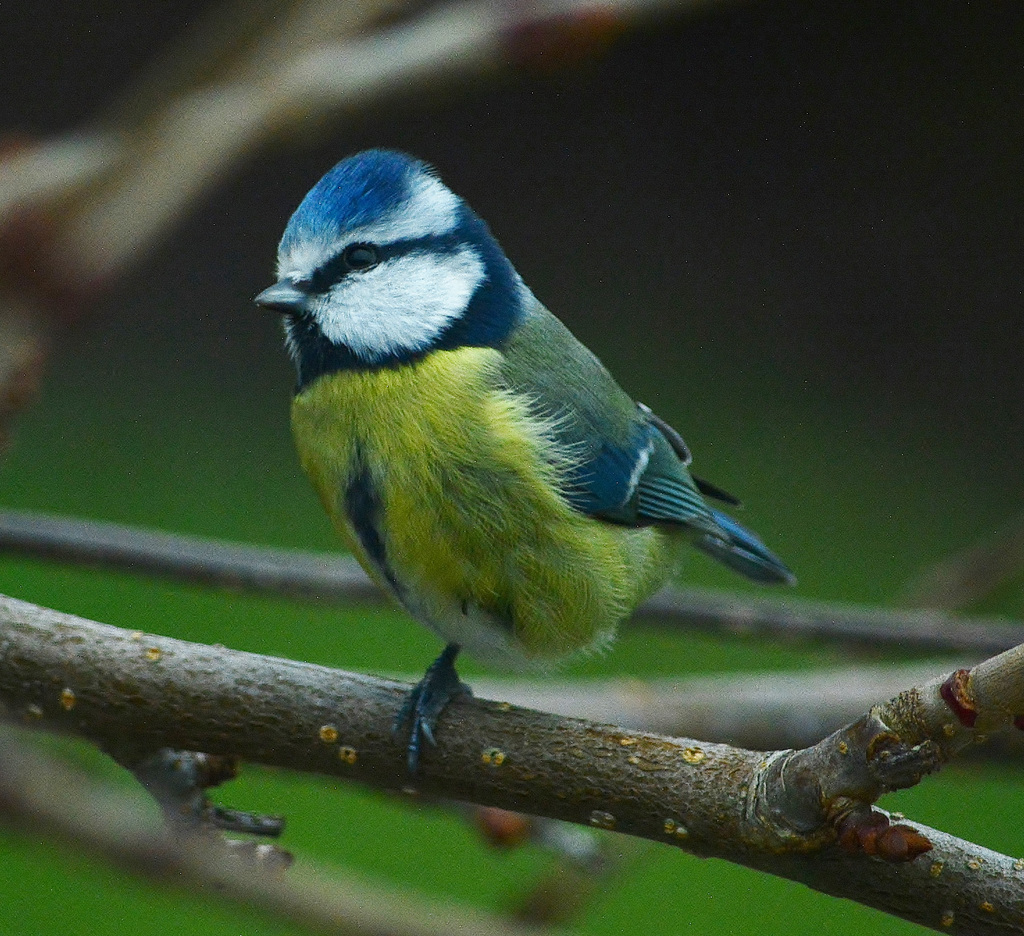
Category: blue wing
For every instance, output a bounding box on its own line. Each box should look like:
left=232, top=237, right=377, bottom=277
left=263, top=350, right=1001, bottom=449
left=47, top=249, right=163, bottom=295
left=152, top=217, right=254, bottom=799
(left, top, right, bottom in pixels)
left=560, top=421, right=716, bottom=521
left=498, top=298, right=794, bottom=585
left=692, top=508, right=797, bottom=585
left=561, top=410, right=795, bottom=586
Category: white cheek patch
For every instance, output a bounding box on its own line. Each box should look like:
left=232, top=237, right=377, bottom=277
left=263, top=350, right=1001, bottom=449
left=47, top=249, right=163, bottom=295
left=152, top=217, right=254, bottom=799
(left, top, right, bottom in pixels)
left=315, top=246, right=486, bottom=359
left=277, top=175, right=462, bottom=281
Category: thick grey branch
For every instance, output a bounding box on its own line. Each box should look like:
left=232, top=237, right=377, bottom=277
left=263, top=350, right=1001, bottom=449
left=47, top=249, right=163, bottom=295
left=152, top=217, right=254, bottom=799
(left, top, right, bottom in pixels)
left=1, top=594, right=1022, bottom=933
left=2, top=509, right=1022, bottom=653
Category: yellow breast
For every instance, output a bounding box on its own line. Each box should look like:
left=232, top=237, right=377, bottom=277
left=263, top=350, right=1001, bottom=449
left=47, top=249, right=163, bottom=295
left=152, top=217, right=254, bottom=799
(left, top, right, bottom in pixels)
left=290, top=346, right=669, bottom=667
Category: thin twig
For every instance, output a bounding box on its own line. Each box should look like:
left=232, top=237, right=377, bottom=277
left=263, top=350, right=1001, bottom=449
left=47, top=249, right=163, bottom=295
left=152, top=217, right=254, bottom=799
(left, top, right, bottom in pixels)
left=900, top=512, right=1024, bottom=612
left=0, top=509, right=379, bottom=601
left=1, top=593, right=1022, bottom=933
left=1, top=508, right=1021, bottom=654
left=468, top=663, right=976, bottom=751
left=639, top=587, right=1024, bottom=653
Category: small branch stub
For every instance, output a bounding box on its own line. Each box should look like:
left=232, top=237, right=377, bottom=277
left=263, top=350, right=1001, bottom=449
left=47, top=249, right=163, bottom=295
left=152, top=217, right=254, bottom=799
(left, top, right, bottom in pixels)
left=940, top=668, right=978, bottom=728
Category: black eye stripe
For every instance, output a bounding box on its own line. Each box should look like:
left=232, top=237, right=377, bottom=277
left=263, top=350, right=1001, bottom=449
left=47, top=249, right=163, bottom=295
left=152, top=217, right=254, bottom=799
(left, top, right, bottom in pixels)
left=308, top=233, right=463, bottom=292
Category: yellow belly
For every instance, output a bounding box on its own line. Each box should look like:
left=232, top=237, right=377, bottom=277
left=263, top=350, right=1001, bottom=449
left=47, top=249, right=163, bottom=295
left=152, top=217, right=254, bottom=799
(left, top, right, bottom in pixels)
left=290, top=346, right=670, bottom=668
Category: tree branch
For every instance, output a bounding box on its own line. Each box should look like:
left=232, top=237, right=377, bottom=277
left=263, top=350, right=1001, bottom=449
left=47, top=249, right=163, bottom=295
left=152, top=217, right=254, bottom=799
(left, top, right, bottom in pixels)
left=0, top=727, right=551, bottom=936
left=639, top=587, right=1024, bottom=654
left=469, top=663, right=1002, bottom=753
left=0, top=508, right=380, bottom=601
left=2, top=508, right=1022, bottom=654
left=1, top=593, right=1022, bottom=933
left=900, top=511, right=1024, bottom=612
left=0, top=0, right=704, bottom=290
left=0, top=313, right=46, bottom=457
left=0, top=0, right=697, bottom=454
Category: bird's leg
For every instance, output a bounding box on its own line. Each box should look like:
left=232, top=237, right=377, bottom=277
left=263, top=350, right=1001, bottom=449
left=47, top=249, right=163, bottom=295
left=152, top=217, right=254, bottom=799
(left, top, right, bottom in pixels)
left=394, top=642, right=471, bottom=773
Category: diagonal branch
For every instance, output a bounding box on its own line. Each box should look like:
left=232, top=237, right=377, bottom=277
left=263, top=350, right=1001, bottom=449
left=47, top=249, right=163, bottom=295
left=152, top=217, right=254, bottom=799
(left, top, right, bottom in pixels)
left=900, top=511, right=1024, bottom=611
left=0, top=593, right=1022, bottom=933
left=2, top=0, right=706, bottom=291
left=0, top=0, right=703, bottom=455
left=1, top=508, right=1022, bottom=654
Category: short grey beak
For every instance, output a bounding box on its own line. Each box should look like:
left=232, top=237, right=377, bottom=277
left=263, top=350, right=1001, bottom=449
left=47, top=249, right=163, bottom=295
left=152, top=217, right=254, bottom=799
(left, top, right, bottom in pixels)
left=254, top=281, right=312, bottom=315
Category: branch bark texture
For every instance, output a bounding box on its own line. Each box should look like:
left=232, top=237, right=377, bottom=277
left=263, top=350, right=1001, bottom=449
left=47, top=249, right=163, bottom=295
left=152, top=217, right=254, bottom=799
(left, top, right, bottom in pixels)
left=1, top=594, right=1023, bottom=932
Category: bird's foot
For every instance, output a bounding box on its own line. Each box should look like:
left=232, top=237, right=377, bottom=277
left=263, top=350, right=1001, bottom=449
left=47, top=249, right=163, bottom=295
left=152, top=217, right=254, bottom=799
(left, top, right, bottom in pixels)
left=394, top=643, right=471, bottom=774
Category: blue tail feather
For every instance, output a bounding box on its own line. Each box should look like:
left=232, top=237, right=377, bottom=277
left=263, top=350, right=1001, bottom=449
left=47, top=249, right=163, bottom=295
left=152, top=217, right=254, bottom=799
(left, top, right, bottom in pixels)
left=694, top=509, right=796, bottom=586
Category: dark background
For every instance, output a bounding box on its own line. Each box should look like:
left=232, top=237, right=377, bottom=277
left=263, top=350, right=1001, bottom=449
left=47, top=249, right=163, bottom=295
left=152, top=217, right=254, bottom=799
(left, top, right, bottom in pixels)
left=3, top=3, right=1021, bottom=608
left=4, top=0, right=1020, bottom=404
left=0, top=4, right=1022, bottom=935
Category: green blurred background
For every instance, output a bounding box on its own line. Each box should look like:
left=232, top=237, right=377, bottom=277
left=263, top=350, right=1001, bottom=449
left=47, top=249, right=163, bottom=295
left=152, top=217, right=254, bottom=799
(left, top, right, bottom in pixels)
left=1, top=1, right=1022, bottom=933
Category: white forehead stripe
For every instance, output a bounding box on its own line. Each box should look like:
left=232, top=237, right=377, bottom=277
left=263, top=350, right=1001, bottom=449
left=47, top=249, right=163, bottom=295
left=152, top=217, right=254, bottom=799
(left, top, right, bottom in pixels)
left=368, top=173, right=461, bottom=242
left=277, top=175, right=462, bottom=280
left=314, top=246, right=485, bottom=360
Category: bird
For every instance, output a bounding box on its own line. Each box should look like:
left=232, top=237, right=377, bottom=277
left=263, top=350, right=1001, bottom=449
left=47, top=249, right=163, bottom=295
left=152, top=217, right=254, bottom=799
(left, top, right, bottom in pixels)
left=255, top=149, right=795, bottom=772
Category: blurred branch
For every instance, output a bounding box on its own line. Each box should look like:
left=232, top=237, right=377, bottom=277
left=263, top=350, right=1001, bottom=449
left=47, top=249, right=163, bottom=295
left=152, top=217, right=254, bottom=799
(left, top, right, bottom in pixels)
left=2, top=508, right=1023, bottom=654
left=2, top=593, right=1024, bottom=933
left=0, top=311, right=46, bottom=456
left=470, top=805, right=643, bottom=927
left=0, top=136, right=117, bottom=218
left=470, top=664, right=975, bottom=751
left=901, top=513, right=1024, bottom=612
left=0, top=0, right=704, bottom=289
left=638, top=587, right=1023, bottom=654
left=507, top=829, right=644, bottom=926
left=0, top=0, right=700, bottom=454
left=0, top=509, right=380, bottom=600
left=94, top=0, right=407, bottom=129
left=0, top=727, right=551, bottom=936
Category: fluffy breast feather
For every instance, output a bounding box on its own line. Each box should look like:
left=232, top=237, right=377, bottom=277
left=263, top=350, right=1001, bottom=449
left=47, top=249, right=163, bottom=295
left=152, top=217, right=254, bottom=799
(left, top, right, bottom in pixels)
left=290, top=346, right=671, bottom=666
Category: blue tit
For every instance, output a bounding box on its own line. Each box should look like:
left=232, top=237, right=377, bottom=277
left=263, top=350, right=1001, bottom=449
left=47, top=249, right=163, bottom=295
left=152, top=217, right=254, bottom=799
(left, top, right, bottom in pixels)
left=255, top=149, right=795, bottom=771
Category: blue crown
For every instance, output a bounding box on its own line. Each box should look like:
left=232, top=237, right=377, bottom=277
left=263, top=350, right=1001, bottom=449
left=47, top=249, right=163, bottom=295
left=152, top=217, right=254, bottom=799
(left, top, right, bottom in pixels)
left=281, top=149, right=429, bottom=251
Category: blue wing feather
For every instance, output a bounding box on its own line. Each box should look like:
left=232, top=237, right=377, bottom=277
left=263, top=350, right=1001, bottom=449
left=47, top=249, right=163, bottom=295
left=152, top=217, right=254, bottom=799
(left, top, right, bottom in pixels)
left=635, top=474, right=712, bottom=524
left=693, top=509, right=797, bottom=585
left=560, top=411, right=796, bottom=585
left=561, top=425, right=657, bottom=518
left=561, top=419, right=713, bottom=527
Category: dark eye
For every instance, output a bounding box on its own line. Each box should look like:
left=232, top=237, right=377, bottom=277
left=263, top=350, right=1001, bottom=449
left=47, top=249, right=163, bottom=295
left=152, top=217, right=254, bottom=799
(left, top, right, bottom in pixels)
left=342, top=243, right=379, bottom=271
